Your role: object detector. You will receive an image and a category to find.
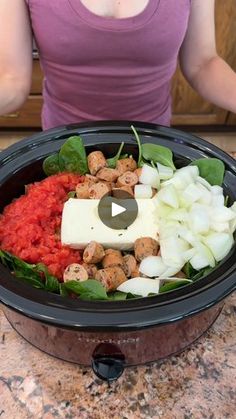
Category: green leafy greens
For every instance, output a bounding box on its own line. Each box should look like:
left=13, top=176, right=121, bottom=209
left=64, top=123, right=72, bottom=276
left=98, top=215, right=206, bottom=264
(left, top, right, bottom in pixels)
left=43, top=135, right=88, bottom=176
left=191, top=158, right=225, bottom=186
left=58, top=136, right=88, bottom=175
left=131, top=125, right=176, bottom=170
left=106, top=142, right=125, bottom=168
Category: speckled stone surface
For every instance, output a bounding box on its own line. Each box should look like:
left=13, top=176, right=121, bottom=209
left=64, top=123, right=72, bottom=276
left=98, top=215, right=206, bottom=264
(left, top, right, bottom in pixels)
left=0, top=293, right=235, bottom=419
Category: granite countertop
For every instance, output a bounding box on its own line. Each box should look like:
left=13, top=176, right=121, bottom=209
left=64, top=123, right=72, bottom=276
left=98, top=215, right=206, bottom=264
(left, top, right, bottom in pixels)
left=0, top=295, right=235, bottom=419
left=0, top=146, right=235, bottom=419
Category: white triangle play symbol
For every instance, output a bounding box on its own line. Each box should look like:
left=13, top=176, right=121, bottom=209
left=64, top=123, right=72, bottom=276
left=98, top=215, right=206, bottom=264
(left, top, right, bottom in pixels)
left=112, top=202, right=126, bottom=217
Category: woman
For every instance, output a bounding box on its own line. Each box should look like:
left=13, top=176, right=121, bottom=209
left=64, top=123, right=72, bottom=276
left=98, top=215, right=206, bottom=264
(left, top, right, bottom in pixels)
left=1, top=0, right=236, bottom=130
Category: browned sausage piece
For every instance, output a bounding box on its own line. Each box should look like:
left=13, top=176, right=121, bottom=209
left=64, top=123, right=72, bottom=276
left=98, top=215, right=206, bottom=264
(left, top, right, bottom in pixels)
left=95, top=267, right=127, bottom=292
left=75, top=183, right=90, bottom=199
left=112, top=186, right=134, bottom=198
left=116, top=171, right=139, bottom=188
left=88, top=182, right=111, bottom=199
left=102, top=249, right=124, bottom=269
left=116, top=158, right=137, bottom=175
left=87, top=151, right=107, bottom=175
left=134, top=167, right=143, bottom=179
left=83, top=241, right=105, bottom=264
left=84, top=174, right=99, bottom=184
left=134, top=237, right=159, bottom=262
left=96, top=168, right=120, bottom=183
left=82, top=263, right=98, bottom=278
left=63, top=263, right=88, bottom=282
left=130, top=263, right=140, bottom=278
left=123, top=254, right=137, bottom=277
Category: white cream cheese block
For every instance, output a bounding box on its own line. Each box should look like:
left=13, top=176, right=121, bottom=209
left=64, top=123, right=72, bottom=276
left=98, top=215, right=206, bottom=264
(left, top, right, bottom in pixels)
left=61, top=198, right=158, bottom=250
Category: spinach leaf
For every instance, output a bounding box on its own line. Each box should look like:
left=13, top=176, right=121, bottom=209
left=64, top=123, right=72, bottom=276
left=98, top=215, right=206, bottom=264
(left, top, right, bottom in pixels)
left=15, top=275, right=45, bottom=289
left=159, top=279, right=192, bottom=293
left=35, top=263, right=60, bottom=293
left=0, top=250, right=45, bottom=289
left=58, top=136, right=89, bottom=175
left=183, top=261, right=197, bottom=279
left=107, top=291, right=128, bottom=300
left=68, top=191, right=76, bottom=199
left=225, top=195, right=229, bottom=207
left=0, top=250, right=60, bottom=291
left=191, top=158, right=225, bottom=186
left=142, top=143, right=176, bottom=170
left=131, top=125, right=144, bottom=167
left=59, top=283, right=70, bottom=297
left=107, top=142, right=125, bottom=168
left=63, top=279, right=108, bottom=300
left=183, top=261, right=216, bottom=281
left=43, top=153, right=61, bottom=176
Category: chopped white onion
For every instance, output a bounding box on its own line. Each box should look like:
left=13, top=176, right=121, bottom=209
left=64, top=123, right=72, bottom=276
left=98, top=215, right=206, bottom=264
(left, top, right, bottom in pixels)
left=156, top=162, right=174, bottom=180
left=139, top=164, right=160, bottom=189
left=139, top=256, right=167, bottom=277
left=117, top=277, right=160, bottom=297
left=134, top=184, right=153, bottom=199
left=157, top=185, right=179, bottom=209
left=203, top=233, right=234, bottom=262
left=189, top=204, right=210, bottom=234
left=181, top=183, right=202, bottom=206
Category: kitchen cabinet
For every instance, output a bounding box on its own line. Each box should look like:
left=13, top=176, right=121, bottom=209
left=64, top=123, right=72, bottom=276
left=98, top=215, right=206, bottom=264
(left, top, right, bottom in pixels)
left=171, top=0, right=236, bottom=125
left=227, top=113, right=236, bottom=125
left=0, top=0, right=235, bottom=128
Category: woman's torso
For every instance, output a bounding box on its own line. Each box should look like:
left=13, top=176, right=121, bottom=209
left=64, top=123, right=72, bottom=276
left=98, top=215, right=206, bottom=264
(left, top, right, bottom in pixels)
left=26, top=0, right=191, bottom=129
left=79, top=0, right=149, bottom=18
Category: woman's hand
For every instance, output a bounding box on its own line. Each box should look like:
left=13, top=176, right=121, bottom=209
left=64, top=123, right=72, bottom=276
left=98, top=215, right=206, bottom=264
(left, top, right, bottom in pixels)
left=0, top=0, right=32, bottom=116
left=180, top=0, right=236, bottom=114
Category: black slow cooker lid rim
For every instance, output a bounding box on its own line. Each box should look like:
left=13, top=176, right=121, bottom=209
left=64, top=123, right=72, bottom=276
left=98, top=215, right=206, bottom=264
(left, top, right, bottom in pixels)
left=1, top=121, right=236, bottom=171
left=0, top=270, right=235, bottom=330
left=0, top=121, right=236, bottom=328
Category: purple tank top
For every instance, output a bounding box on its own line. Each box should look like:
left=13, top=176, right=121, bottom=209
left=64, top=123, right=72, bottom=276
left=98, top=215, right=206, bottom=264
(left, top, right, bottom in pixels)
left=26, top=0, right=191, bottom=130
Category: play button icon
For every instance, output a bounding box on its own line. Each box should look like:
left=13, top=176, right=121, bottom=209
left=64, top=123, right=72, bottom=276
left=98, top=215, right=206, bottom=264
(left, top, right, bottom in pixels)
left=112, top=202, right=126, bottom=217
left=98, top=191, right=138, bottom=230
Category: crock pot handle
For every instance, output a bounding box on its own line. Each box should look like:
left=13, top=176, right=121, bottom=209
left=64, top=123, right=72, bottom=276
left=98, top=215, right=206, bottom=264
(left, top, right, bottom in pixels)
left=91, top=343, right=125, bottom=382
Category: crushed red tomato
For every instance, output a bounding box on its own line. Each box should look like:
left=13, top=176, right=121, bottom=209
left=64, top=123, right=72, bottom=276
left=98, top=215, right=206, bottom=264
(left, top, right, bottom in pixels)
left=0, top=173, right=84, bottom=280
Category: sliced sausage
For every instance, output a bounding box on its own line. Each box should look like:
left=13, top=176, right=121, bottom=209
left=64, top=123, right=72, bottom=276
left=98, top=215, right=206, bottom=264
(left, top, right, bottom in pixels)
left=82, top=263, right=98, bottom=278
left=95, top=267, right=127, bottom=292
left=63, top=263, right=88, bottom=282
left=112, top=186, right=134, bottom=198
left=87, top=151, right=107, bottom=175
left=123, top=254, right=137, bottom=277
left=134, top=237, right=159, bottom=262
left=116, top=158, right=137, bottom=175
left=116, top=171, right=139, bottom=188
left=88, top=182, right=111, bottom=199
left=130, top=263, right=140, bottom=278
left=83, top=241, right=105, bottom=264
left=134, top=167, right=143, bottom=179
left=75, top=182, right=90, bottom=199
left=96, top=168, right=120, bottom=183
left=84, top=174, right=98, bottom=184
left=102, top=249, right=124, bottom=269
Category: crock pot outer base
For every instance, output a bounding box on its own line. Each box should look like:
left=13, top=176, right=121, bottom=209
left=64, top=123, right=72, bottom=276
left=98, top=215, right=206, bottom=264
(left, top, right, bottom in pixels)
left=3, top=304, right=223, bottom=367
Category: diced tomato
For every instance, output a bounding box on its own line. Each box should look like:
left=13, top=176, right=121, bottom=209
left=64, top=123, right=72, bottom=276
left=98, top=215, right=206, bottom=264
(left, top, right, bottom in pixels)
left=0, top=173, right=84, bottom=280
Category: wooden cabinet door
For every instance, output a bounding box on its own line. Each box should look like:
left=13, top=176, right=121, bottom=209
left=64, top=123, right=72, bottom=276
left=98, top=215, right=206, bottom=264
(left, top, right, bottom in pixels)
left=171, top=0, right=236, bottom=125
left=227, top=113, right=236, bottom=125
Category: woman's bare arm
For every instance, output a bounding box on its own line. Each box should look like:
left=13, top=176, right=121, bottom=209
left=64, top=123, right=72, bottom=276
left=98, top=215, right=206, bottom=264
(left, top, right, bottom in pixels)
left=179, top=0, right=236, bottom=113
left=0, top=0, right=33, bottom=115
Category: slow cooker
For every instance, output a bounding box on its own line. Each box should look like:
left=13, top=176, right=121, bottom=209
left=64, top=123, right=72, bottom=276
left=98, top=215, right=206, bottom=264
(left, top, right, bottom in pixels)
left=0, top=122, right=235, bottom=382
